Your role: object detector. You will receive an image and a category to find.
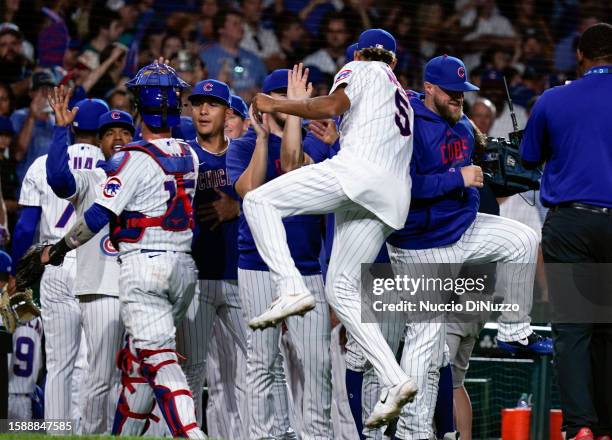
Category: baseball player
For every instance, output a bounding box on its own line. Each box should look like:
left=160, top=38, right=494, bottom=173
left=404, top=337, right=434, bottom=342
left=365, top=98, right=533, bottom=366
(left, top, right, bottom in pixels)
left=385, top=55, right=551, bottom=440
left=174, top=79, right=247, bottom=436
left=227, top=67, right=333, bottom=439
left=3, top=251, right=42, bottom=421
left=46, top=88, right=135, bottom=434
left=10, top=98, right=112, bottom=433
left=19, top=61, right=204, bottom=438
left=245, top=28, right=417, bottom=429
left=225, top=94, right=250, bottom=139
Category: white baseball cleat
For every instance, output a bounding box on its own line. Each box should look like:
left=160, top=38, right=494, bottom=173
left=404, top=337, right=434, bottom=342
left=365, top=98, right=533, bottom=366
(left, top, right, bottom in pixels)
left=365, top=378, right=418, bottom=429
left=248, top=293, right=316, bottom=330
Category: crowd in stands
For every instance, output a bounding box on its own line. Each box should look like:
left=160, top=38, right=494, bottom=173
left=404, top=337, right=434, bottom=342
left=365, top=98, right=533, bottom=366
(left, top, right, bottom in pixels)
left=0, top=0, right=610, bottom=241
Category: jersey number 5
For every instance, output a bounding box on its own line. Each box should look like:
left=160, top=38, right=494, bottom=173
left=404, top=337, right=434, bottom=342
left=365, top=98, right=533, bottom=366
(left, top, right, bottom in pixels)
left=394, top=90, right=411, bottom=136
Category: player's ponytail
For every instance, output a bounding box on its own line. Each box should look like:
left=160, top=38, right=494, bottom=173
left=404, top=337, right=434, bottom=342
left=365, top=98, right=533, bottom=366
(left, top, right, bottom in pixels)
left=356, top=47, right=396, bottom=65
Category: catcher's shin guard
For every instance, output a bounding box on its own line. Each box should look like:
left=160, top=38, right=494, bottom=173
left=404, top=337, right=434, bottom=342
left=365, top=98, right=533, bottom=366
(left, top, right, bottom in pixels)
left=112, top=344, right=159, bottom=436
left=138, top=348, right=204, bottom=439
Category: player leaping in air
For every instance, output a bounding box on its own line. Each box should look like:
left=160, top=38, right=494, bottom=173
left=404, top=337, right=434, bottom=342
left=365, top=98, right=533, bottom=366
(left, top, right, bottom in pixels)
left=16, top=61, right=205, bottom=438
left=245, top=28, right=417, bottom=428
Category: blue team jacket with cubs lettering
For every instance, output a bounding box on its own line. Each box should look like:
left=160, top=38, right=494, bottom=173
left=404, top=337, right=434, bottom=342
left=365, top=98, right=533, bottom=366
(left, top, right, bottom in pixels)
left=387, top=96, right=479, bottom=250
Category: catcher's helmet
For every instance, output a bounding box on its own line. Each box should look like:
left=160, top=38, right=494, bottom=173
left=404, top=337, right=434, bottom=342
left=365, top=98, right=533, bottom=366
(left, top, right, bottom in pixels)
left=126, top=61, right=190, bottom=129
left=73, top=98, right=110, bottom=131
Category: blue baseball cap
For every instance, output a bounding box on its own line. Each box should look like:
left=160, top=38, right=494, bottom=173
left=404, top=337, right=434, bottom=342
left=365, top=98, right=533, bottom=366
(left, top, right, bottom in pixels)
left=0, top=251, right=12, bottom=274
left=0, top=116, right=14, bottom=135
left=73, top=98, right=110, bottom=130
left=345, top=42, right=358, bottom=62
left=263, top=69, right=289, bottom=93
left=188, top=79, right=231, bottom=106
left=357, top=29, right=396, bottom=54
left=98, top=110, right=135, bottom=136
left=424, top=55, right=480, bottom=92
left=229, top=95, right=248, bottom=119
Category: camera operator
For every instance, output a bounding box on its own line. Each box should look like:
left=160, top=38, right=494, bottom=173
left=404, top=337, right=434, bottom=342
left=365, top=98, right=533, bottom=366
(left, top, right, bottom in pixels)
left=520, top=22, right=612, bottom=440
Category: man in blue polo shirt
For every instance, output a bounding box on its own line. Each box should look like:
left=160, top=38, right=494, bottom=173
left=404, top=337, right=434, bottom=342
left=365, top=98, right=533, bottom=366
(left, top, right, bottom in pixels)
left=520, top=23, right=612, bottom=440
left=227, top=69, right=333, bottom=439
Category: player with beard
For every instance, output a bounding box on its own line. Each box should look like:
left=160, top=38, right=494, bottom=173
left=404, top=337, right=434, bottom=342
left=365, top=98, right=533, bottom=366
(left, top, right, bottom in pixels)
left=386, top=55, right=551, bottom=440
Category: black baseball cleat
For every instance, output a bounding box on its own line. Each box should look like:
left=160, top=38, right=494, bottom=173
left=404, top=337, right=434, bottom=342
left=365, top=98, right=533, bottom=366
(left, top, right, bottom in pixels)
left=497, top=332, right=553, bottom=355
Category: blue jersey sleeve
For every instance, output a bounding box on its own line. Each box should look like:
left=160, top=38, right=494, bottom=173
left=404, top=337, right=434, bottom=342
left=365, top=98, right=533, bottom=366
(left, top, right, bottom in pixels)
left=520, top=96, right=550, bottom=164
left=46, top=126, right=77, bottom=198
left=410, top=153, right=465, bottom=198
left=303, top=132, right=330, bottom=164
left=227, top=137, right=255, bottom=197
left=83, top=203, right=112, bottom=233
left=10, top=206, right=41, bottom=275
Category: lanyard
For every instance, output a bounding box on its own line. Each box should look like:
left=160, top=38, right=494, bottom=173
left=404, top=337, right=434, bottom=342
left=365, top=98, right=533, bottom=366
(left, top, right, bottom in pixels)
left=584, top=66, right=612, bottom=76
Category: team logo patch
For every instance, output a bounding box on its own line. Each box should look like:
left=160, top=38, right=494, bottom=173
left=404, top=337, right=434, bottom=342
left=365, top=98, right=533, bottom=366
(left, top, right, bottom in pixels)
left=335, top=69, right=352, bottom=83
left=110, top=111, right=121, bottom=119
left=457, top=66, right=466, bottom=78
left=100, top=234, right=119, bottom=256
left=203, top=82, right=213, bottom=91
left=103, top=177, right=122, bottom=198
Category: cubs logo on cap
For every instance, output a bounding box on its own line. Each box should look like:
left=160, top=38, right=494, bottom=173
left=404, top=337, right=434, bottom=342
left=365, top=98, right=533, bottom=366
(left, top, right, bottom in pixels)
left=424, top=55, right=479, bottom=92
left=188, top=79, right=231, bottom=106
left=98, top=110, right=135, bottom=136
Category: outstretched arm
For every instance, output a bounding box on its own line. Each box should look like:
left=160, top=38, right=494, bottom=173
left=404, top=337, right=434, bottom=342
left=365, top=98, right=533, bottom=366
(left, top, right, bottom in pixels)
left=252, top=86, right=350, bottom=122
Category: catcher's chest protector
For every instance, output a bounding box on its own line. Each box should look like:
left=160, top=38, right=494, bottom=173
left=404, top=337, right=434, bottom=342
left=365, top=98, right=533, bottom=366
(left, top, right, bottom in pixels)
left=110, top=141, right=195, bottom=246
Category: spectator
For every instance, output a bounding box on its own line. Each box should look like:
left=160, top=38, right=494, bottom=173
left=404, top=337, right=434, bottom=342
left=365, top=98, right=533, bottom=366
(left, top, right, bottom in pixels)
left=88, top=43, right=129, bottom=99
left=275, top=12, right=308, bottom=68
left=460, top=0, right=517, bottom=70
left=11, top=70, right=56, bottom=184
left=469, top=97, right=496, bottom=135
left=161, top=33, right=185, bottom=60
left=554, top=12, right=599, bottom=74
left=514, top=30, right=552, bottom=74
left=196, top=0, right=218, bottom=44
left=0, top=116, right=18, bottom=230
left=170, top=50, right=206, bottom=86
left=0, top=83, right=15, bottom=117
left=0, top=23, right=32, bottom=101
left=415, top=1, right=460, bottom=61
left=37, top=0, right=70, bottom=68
left=240, top=0, right=283, bottom=70
left=510, top=65, right=548, bottom=108
left=107, top=0, right=140, bottom=46
left=481, top=70, right=528, bottom=138
left=513, top=0, right=553, bottom=46
left=301, top=12, right=350, bottom=75
left=200, top=8, right=266, bottom=100
left=285, top=0, right=337, bottom=37
left=63, top=39, right=83, bottom=71
left=106, top=87, right=135, bottom=116
left=81, top=8, right=124, bottom=69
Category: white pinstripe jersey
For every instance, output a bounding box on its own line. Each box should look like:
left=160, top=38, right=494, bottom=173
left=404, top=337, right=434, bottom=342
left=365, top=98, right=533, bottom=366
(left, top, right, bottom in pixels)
left=328, top=61, right=414, bottom=230
left=19, top=144, right=101, bottom=253
left=69, top=145, right=120, bottom=296
left=96, top=138, right=199, bottom=253
left=9, top=318, right=43, bottom=394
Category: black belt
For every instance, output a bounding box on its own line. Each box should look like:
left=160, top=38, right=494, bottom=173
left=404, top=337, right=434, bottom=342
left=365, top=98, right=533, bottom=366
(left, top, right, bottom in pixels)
left=556, top=202, right=611, bottom=214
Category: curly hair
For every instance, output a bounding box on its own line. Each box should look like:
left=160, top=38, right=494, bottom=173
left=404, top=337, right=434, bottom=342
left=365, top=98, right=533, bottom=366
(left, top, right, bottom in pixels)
left=355, top=47, right=396, bottom=65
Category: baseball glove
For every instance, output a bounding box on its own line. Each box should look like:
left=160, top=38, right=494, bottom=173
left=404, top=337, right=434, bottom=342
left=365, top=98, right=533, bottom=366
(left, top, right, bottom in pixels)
left=16, top=244, right=49, bottom=291
left=0, top=287, right=40, bottom=333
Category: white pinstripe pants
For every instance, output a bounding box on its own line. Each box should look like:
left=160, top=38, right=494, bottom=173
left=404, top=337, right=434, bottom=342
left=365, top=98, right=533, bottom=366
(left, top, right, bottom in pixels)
left=242, top=161, right=409, bottom=389
left=176, top=279, right=247, bottom=432
left=388, top=212, right=538, bottom=439
left=39, top=257, right=85, bottom=435
left=239, top=269, right=332, bottom=440
left=78, top=294, right=124, bottom=434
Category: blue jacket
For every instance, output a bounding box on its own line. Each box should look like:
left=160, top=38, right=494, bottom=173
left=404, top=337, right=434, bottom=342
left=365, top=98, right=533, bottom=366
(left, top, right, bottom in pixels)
left=388, top=96, right=479, bottom=249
